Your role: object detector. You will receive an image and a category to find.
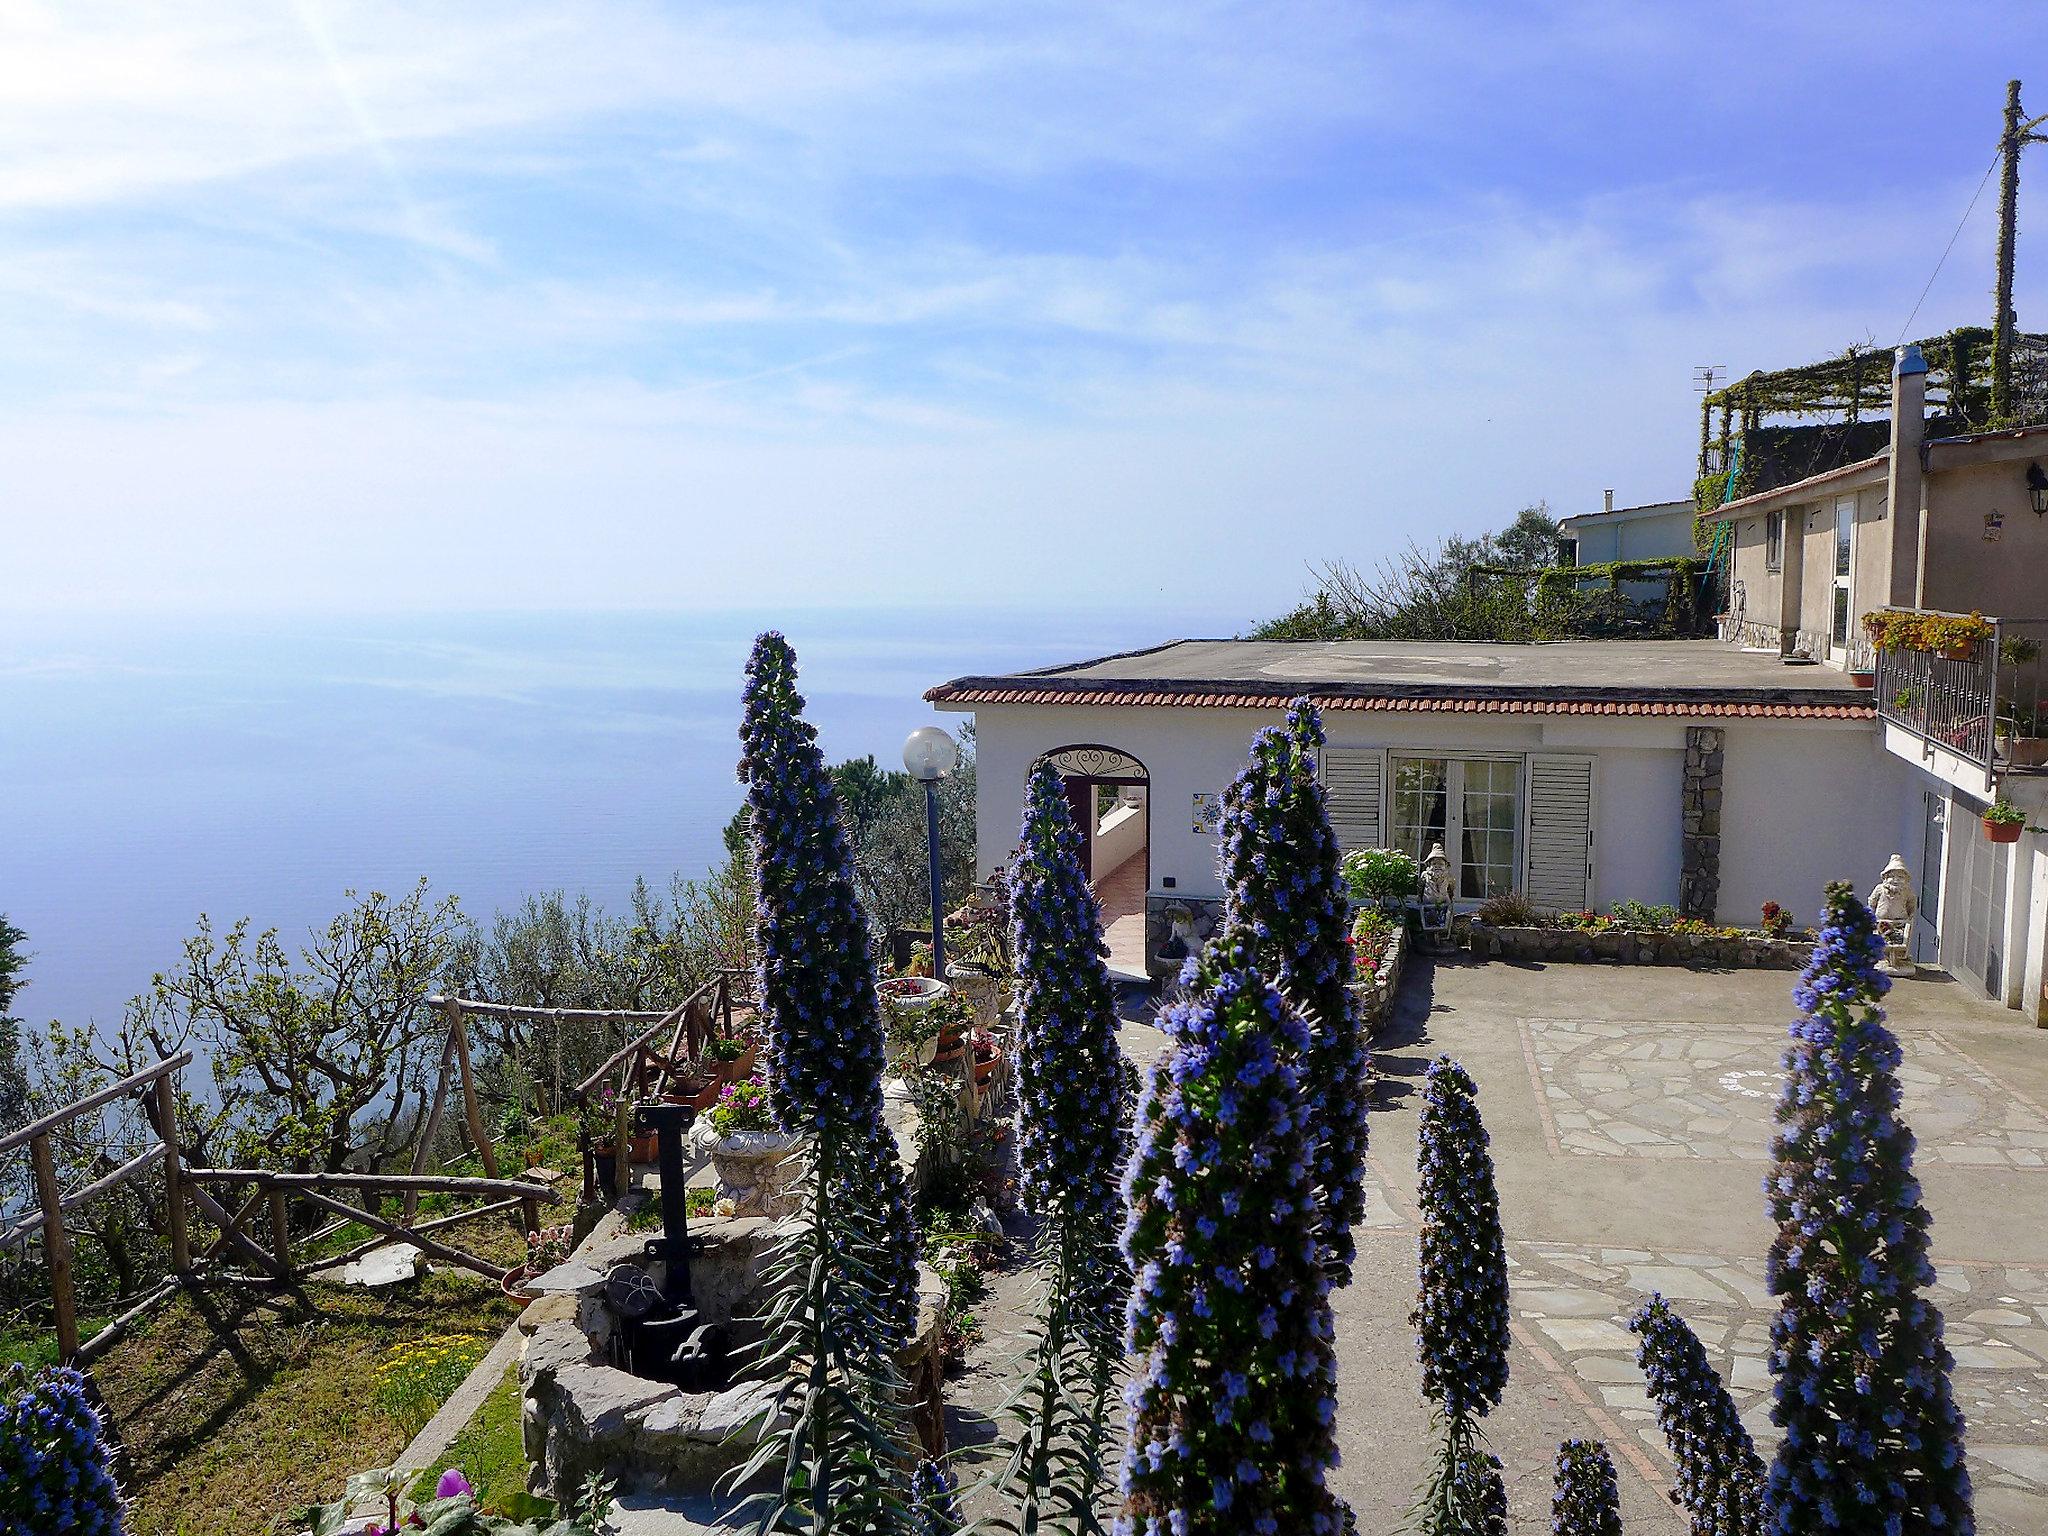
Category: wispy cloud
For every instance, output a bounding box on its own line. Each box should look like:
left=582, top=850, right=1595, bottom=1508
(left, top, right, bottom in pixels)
left=1, top=1, right=2041, bottom=614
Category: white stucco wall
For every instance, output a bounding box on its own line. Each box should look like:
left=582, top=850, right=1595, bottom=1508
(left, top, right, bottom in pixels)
left=1092, top=799, right=1146, bottom=881
left=945, top=699, right=1887, bottom=922
left=1715, top=722, right=1906, bottom=927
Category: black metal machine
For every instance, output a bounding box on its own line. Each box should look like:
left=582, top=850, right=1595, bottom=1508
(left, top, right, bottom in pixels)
left=603, top=1099, right=729, bottom=1391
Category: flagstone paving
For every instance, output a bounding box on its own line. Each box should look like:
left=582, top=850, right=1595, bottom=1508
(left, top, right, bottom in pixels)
left=1346, top=957, right=2048, bottom=1536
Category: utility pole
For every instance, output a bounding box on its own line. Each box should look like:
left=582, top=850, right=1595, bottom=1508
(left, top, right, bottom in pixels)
left=1993, top=80, right=2048, bottom=423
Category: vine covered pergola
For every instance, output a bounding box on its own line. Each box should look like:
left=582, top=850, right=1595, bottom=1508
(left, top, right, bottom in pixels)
left=1694, top=325, right=2048, bottom=518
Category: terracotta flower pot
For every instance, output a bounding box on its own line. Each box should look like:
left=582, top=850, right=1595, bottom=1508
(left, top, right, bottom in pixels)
left=501, top=1264, right=537, bottom=1306
left=1849, top=670, right=1876, bottom=688
left=1984, top=816, right=2024, bottom=844
left=629, top=1131, right=660, bottom=1163
left=973, top=1049, right=1001, bottom=1086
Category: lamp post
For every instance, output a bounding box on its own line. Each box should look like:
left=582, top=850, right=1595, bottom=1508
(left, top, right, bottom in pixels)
left=903, top=725, right=961, bottom=979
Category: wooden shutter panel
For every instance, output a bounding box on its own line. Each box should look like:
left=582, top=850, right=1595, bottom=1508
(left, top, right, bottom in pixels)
left=1321, top=747, right=1386, bottom=853
left=1525, top=754, right=1595, bottom=911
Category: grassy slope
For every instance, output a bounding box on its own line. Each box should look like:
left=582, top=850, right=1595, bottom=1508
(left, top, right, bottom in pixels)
left=419, top=1361, right=530, bottom=1513
left=86, top=1126, right=582, bottom=1536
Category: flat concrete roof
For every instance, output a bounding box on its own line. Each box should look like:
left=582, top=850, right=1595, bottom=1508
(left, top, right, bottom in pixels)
left=928, top=638, right=1874, bottom=716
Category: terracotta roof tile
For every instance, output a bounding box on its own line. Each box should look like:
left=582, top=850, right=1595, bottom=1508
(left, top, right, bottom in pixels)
left=922, top=683, right=1872, bottom=720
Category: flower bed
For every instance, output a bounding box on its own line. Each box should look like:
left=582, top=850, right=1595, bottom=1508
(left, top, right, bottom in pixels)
left=1347, top=909, right=1408, bottom=1033
left=1468, top=920, right=1812, bottom=969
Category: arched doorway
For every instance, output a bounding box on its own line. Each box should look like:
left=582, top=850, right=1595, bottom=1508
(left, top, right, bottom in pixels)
left=1036, top=744, right=1149, bottom=980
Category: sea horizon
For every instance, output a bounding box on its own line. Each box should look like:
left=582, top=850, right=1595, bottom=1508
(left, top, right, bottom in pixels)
left=0, top=600, right=1224, bottom=1036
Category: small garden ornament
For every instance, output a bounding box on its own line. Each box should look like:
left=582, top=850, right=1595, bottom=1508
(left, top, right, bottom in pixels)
left=1866, top=853, right=1916, bottom=976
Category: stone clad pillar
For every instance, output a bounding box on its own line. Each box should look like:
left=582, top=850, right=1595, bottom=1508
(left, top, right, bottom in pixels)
left=1680, top=726, right=1725, bottom=919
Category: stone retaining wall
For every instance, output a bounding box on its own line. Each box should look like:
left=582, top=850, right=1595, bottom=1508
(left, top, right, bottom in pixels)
left=1468, top=922, right=1813, bottom=970
left=1349, top=922, right=1407, bottom=1035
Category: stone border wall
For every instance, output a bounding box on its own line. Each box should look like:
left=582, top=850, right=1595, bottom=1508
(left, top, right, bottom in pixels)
left=1468, top=922, right=1813, bottom=970
left=1350, top=922, right=1407, bottom=1035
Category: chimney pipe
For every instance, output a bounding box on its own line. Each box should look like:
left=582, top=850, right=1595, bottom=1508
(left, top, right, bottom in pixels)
left=1603, top=488, right=1615, bottom=513
left=1884, top=345, right=1928, bottom=608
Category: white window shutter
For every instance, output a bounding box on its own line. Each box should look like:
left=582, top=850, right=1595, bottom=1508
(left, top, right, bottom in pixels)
left=1321, top=747, right=1386, bottom=853
left=1525, top=754, right=1596, bottom=911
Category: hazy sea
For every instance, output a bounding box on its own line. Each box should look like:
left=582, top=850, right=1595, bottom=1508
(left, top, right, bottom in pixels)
left=0, top=604, right=1212, bottom=1035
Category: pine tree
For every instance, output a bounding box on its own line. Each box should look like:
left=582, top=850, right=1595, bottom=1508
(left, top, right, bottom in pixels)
left=1763, top=882, right=1972, bottom=1535
left=1411, top=1057, right=1511, bottom=1536
left=1117, top=933, right=1349, bottom=1536
left=733, top=631, right=920, bottom=1531
left=1629, top=1293, right=1763, bottom=1536
left=998, top=762, right=1131, bottom=1533
left=1217, top=699, right=1371, bottom=1283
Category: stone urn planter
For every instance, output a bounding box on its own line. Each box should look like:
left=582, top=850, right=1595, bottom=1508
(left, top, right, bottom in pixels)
left=711, top=1130, right=802, bottom=1219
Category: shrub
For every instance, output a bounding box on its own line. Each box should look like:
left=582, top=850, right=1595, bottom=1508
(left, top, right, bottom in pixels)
left=1350, top=908, right=1398, bottom=978
left=1472, top=891, right=1538, bottom=927
left=1340, top=845, right=1420, bottom=908
left=1763, top=883, right=1972, bottom=1533
left=1607, top=899, right=1681, bottom=930
left=0, top=1364, right=125, bottom=1536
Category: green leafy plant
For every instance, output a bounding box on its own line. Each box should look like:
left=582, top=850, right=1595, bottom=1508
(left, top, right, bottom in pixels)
left=707, top=1080, right=775, bottom=1137
left=1340, top=845, right=1419, bottom=909
left=1984, top=800, right=2027, bottom=828
left=1473, top=891, right=1538, bottom=927
left=1862, top=608, right=1995, bottom=655
left=706, top=1035, right=747, bottom=1063
left=369, top=1333, right=490, bottom=1438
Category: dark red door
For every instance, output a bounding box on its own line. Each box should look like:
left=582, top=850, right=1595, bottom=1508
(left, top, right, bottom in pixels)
left=1063, top=776, right=1096, bottom=871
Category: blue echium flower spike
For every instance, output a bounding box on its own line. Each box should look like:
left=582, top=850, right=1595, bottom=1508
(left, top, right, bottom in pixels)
left=1217, top=700, right=1371, bottom=1284
left=1551, top=1439, right=1623, bottom=1536
left=0, top=1365, right=127, bottom=1536
left=1762, top=881, right=1972, bottom=1536
left=1413, top=1057, right=1511, bottom=1422
left=1010, top=759, right=1130, bottom=1324
left=909, top=1458, right=961, bottom=1535
left=1118, top=931, right=1350, bottom=1536
left=737, top=630, right=918, bottom=1348
left=1628, top=1293, right=1765, bottom=1536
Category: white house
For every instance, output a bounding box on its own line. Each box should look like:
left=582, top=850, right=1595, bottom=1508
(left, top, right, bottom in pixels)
left=1557, top=494, right=1698, bottom=565
left=928, top=638, right=1891, bottom=986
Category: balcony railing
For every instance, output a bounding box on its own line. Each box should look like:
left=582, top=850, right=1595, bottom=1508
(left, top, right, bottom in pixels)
left=1874, top=612, right=2000, bottom=788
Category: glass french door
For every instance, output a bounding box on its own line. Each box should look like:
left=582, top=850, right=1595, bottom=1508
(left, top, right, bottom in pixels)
left=1390, top=756, right=1522, bottom=900
left=1830, top=494, right=1855, bottom=657
left=1960, top=828, right=2011, bottom=999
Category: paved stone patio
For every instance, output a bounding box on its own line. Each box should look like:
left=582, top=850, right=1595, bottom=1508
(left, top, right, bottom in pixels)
left=1335, top=957, right=2048, bottom=1535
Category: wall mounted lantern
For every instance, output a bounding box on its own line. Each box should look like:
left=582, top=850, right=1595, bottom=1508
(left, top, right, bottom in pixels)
left=2028, top=461, right=2048, bottom=517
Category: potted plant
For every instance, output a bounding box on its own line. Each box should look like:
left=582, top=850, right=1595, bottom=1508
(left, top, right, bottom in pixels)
left=582, top=1084, right=619, bottom=1161
left=704, top=1033, right=755, bottom=1084
left=503, top=1224, right=574, bottom=1303
left=1759, top=901, right=1793, bottom=939
left=706, top=1081, right=800, bottom=1219
left=971, top=1028, right=1002, bottom=1087
left=1983, top=800, right=2027, bottom=844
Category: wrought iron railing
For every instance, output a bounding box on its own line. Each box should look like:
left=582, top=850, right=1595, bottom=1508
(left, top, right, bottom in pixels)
left=1875, top=612, right=1999, bottom=786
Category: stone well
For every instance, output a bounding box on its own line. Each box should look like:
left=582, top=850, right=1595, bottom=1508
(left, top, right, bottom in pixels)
left=518, top=1218, right=945, bottom=1503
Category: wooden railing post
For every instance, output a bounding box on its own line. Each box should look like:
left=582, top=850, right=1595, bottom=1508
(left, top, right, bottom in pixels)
left=448, top=999, right=499, bottom=1180
left=613, top=1086, right=631, bottom=1200
left=28, top=1133, right=79, bottom=1363
left=269, top=1187, right=292, bottom=1275
left=153, top=1073, right=190, bottom=1272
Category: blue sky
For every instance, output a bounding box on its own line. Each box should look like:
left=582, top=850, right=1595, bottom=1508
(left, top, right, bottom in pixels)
left=5, top=2, right=2045, bottom=623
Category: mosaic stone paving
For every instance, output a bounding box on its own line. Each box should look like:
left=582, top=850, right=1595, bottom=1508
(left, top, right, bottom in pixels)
left=1519, top=1016, right=2048, bottom=1167
left=1508, top=1241, right=2048, bottom=1501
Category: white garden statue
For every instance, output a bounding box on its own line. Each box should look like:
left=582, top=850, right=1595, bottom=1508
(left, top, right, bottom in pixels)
left=1418, top=842, right=1454, bottom=915
left=1868, top=853, right=1917, bottom=977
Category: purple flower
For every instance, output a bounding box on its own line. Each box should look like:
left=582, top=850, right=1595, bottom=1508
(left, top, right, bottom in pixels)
left=0, top=1365, right=126, bottom=1536
left=1217, top=702, right=1370, bottom=1283
left=737, top=632, right=917, bottom=1348
left=1761, top=882, right=1972, bottom=1536
left=1413, top=1057, right=1510, bottom=1422
left=1552, top=1440, right=1622, bottom=1536
left=1630, top=1293, right=1764, bottom=1536
left=1119, top=933, right=1350, bottom=1536
left=433, top=1468, right=472, bottom=1500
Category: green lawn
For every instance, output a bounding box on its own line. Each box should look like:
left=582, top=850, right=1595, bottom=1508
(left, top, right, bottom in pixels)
left=416, top=1360, right=554, bottom=1519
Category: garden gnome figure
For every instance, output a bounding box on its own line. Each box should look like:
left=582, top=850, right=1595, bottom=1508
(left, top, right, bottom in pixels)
left=1418, top=841, right=1455, bottom=947
left=1868, top=853, right=1917, bottom=976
